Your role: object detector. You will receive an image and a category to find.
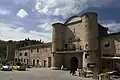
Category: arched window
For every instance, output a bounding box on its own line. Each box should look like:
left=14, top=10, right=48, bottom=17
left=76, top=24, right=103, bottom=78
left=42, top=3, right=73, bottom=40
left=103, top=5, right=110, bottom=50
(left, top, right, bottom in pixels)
left=37, top=48, right=39, bottom=52
left=25, top=52, right=27, bottom=56
left=20, top=53, right=22, bottom=56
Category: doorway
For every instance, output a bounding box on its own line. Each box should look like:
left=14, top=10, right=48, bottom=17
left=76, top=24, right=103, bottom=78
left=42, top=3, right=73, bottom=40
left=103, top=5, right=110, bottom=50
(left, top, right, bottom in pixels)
left=70, top=57, right=78, bottom=70
left=37, top=60, right=39, bottom=65
left=44, top=60, right=46, bottom=67
left=33, top=59, right=35, bottom=67
left=48, top=57, right=51, bottom=68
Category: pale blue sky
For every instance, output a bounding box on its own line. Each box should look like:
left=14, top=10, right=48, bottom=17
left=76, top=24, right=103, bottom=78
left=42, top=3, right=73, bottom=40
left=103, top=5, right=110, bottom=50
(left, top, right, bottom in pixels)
left=0, top=0, right=119, bottom=42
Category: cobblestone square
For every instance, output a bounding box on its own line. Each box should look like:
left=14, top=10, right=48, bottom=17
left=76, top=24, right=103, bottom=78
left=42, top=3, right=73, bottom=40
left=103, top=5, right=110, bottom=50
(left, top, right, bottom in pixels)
left=0, top=68, right=95, bottom=80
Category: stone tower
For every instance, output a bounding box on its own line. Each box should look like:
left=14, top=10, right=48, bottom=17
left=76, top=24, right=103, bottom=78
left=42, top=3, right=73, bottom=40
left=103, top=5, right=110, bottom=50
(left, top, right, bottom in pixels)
left=82, top=12, right=100, bottom=74
left=51, top=12, right=101, bottom=75
left=51, top=23, right=65, bottom=69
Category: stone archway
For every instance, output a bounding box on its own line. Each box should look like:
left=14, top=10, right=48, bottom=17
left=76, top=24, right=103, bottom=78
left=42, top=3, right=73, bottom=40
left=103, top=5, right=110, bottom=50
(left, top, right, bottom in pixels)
left=70, top=57, right=78, bottom=70
left=37, top=59, right=39, bottom=65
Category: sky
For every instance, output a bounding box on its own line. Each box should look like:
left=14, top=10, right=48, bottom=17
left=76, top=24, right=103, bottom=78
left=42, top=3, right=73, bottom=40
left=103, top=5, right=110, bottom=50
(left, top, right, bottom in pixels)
left=0, top=0, right=120, bottom=42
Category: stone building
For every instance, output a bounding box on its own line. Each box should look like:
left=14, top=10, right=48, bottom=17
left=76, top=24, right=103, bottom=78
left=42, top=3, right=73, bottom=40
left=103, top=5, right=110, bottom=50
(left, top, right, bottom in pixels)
left=51, top=12, right=120, bottom=75
left=14, top=42, right=52, bottom=68
left=101, top=32, right=120, bottom=71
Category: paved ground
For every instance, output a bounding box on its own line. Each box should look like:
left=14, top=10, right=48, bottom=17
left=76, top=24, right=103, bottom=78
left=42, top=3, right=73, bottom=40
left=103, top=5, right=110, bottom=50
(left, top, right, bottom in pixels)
left=0, top=68, right=95, bottom=80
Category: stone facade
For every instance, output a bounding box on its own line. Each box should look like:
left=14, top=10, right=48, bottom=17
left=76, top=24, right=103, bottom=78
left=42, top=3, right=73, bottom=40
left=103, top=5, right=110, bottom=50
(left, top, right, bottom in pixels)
left=101, top=33, right=120, bottom=71
left=51, top=12, right=109, bottom=75
left=14, top=43, right=52, bottom=68
left=10, top=12, right=120, bottom=75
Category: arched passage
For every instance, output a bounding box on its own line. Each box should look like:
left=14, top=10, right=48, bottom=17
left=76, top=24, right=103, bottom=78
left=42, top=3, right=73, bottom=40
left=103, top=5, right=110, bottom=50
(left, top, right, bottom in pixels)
left=70, top=57, right=78, bottom=70
left=37, top=59, right=39, bottom=65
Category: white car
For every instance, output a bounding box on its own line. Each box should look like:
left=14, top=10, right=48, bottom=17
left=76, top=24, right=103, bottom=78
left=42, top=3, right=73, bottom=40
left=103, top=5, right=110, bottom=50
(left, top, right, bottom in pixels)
left=1, top=65, right=12, bottom=71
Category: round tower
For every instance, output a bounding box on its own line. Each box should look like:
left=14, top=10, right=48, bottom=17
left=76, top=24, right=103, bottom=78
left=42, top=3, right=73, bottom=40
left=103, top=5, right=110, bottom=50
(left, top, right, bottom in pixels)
left=51, top=23, right=65, bottom=69
left=82, top=12, right=100, bottom=75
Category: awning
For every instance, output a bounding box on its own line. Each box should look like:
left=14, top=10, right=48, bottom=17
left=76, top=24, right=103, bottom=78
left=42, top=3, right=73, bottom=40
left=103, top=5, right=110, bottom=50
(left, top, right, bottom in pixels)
left=101, top=57, right=120, bottom=59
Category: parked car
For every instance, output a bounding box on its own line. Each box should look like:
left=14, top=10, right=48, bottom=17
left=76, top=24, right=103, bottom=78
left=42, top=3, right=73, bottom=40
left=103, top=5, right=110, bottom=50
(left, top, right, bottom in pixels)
left=12, top=62, right=26, bottom=71
left=12, top=65, right=18, bottom=70
left=17, top=65, right=26, bottom=71
left=1, top=65, right=12, bottom=71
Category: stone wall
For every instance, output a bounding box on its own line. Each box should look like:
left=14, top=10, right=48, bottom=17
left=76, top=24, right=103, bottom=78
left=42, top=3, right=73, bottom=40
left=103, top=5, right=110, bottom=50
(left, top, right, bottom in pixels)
left=14, top=43, right=52, bottom=68
left=101, top=33, right=120, bottom=56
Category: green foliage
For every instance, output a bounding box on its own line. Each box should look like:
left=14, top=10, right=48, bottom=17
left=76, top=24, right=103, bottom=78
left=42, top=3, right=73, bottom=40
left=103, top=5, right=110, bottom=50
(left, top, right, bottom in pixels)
left=0, top=38, right=44, bottom=58
left=0, top=40, right=7, bottom=58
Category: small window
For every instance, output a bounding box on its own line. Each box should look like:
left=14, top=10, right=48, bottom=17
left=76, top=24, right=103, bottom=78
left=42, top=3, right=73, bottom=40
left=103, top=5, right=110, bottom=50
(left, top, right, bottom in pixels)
left=104, top=41, right=110, bottom=47
left=64, top=44, right=68, bottom=49
left=20, top=53, right=22, bottom=56
left=31, top=49, right=33, bottom=53
left=25, top=52, right=27, bottom=56
left=85, top=54, right=89, bottom=59
left=37, top=48, right=39, bottom=52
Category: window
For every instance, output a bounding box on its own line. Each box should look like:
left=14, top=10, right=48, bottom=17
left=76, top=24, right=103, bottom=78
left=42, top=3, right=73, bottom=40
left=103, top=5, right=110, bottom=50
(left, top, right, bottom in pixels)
left=20, top=53, right=22, bottom=56
left=64, top=44, right=68, bottom=49
left=37, top=48, right=39, bottom=52
left=85, top=54, right=89, bottom=59
left=18, top=58, right=20, bottom=62
left=104, top=41, right=110, bottom=47
left=24, top=59, right=26, bottom=62
left=31, top=49, right=33, bottom=53
left=25, top=52, right=27, bottom=56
